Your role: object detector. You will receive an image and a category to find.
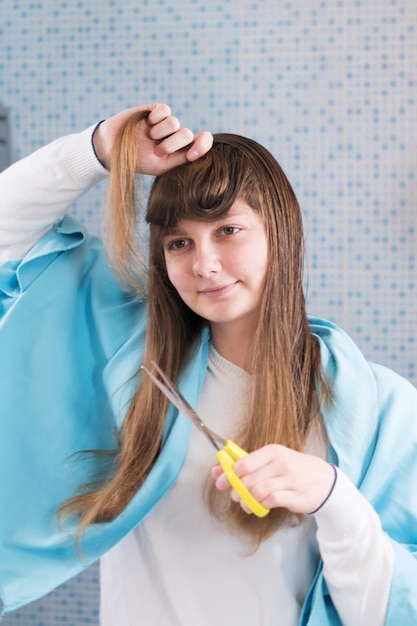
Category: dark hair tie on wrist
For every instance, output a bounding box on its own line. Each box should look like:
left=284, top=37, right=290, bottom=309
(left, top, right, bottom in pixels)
left=91, top=120, right=106, bottom=169
left=308, top=464, right=338, bottom=515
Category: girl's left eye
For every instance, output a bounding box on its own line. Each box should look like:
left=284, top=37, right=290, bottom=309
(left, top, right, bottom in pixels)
left=220, top=226, right=240, bottom=236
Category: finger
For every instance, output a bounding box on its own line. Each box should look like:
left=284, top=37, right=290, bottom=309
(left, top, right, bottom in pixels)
left=229, top=490, right=252, bottom=515
left=214, top=471, right=232, bottom=491
left=243, top=476, right=289, bottom=507
left=230, top=488, right=238, bottom=502
left=234, top=444, right=284, bottom=477
left=256, top=483, right=312, bottom=513
left=211, top=465, right=224, bottom=480
left=146, top=103, right=172, bottom=125
left=154, top=128, right=195, bottom=157
left=240, top=500, right=252, bottom=515
left=149, top=115, right=181, bottom=141
left=185, top=131, right=213, bottom=161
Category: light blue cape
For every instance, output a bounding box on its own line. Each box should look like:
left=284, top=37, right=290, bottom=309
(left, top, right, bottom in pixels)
left=1, top=216, right=416, bottom=624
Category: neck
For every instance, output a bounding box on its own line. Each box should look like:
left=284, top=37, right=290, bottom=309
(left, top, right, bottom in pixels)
left=210, top=322, right=255, bottom=373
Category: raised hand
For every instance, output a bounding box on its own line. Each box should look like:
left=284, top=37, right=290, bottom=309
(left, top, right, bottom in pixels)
left=92, top=103, right=213, bottom=175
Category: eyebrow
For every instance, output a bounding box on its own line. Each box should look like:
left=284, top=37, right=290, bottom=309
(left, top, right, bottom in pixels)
left=163, top=226, right=186, bottom=237
left=164, top=208, right=252, bottom=235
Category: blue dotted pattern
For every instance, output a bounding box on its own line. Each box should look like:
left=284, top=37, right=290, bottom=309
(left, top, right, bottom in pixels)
left=1, top=0, right=416, bottom=623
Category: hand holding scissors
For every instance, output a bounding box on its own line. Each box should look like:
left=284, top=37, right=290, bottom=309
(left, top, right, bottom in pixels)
left=141, top=362, right=270, bottom=518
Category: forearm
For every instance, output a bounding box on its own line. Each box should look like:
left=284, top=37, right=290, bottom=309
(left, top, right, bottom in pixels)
left=313, top=468, right=394, bottom=626
left=0, top=124, right=107, bottom=262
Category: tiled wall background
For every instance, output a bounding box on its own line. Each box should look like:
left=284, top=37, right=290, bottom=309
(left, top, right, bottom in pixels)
left=1, top=0, right=416, bottom=623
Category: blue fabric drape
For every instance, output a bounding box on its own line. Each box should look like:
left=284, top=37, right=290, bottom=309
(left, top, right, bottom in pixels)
left=1, top=217, right=416, bottom=623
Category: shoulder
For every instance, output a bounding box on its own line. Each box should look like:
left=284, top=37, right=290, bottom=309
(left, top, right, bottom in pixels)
left=308, top=316, right=417, bottom=480
left=308, top=315, right=416, bottom=406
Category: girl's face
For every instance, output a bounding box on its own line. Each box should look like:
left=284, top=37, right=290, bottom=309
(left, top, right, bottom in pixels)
left=163, top=200, right=269, bottom=339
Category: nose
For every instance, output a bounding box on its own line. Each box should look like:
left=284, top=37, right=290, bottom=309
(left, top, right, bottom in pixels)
left=192, top=243, right=221, bottom=278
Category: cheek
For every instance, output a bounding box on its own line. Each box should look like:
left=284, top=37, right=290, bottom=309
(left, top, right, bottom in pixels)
left=164, top=256, right=185, bottom=292
left=164, top=257, right=175, bottom=286
left=240, top=244, right=269, bottom=280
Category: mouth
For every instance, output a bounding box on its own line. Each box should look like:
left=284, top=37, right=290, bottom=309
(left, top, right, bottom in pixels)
left=198, top=282, right=238, bottom=298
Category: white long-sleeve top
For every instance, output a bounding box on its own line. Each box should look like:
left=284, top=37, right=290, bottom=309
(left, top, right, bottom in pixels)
left=0, top=125, right=394, bottom=625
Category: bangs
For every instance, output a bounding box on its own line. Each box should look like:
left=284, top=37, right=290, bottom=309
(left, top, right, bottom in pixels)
left=146, top=135, right=258, bottom=229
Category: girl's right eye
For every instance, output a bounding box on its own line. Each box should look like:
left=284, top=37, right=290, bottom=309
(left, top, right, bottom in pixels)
left=167, top=238, right=189, bottom=251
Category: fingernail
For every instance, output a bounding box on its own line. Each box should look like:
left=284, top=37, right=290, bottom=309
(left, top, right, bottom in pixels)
left=187, top=149, right=199, bottom=161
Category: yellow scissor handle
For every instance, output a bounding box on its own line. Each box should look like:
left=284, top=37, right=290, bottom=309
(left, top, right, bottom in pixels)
left=216, top=440, right=270, bottom=518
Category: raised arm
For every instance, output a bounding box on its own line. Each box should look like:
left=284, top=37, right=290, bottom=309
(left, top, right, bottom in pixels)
left=0, top=103, right=212, bottom=262
left=0, top=123, right=105, bottom=261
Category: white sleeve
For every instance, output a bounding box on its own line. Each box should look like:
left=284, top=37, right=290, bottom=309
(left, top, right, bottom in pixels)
left=312, top=468, right=394, bottom=626
left=0, top=124, right=108, bottom=262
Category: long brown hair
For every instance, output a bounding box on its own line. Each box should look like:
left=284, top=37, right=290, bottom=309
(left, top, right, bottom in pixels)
left=60, top=112, right=327, bottom=544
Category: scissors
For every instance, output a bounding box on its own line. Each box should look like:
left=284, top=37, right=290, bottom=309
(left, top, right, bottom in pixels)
left=141, top=361, right=270, bottom=518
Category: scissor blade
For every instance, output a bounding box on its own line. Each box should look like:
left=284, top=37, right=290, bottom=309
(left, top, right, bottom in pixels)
left=140, top=365, right=189, bottom=415
left=151, top=362, right=196, bottom=413
left=141, top=364, right=224, bottom=450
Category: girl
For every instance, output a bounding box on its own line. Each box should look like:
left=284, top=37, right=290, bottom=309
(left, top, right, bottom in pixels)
left=0, top=105, right=416, bottom=625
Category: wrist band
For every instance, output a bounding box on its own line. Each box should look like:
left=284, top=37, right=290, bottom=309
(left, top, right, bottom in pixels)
left=308, top=464, right=338, bottom=515
left=91, top=120, right=106, bottom=169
